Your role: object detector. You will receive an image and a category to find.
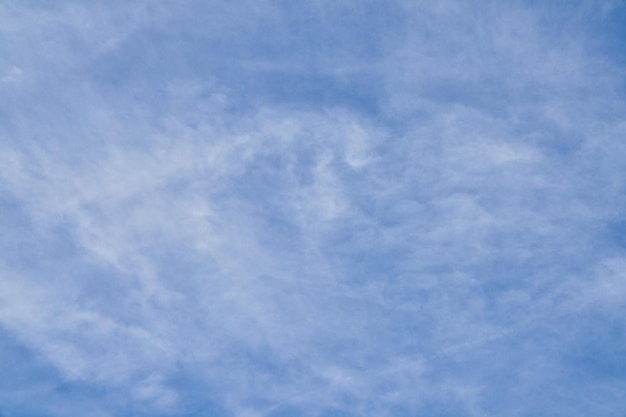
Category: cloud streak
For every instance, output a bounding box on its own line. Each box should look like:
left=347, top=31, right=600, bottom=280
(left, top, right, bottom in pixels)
left=1, top=1, right=626, bottom=417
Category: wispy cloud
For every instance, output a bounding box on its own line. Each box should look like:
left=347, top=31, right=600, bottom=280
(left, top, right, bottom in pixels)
left=1, top=1, right=625, bottom=417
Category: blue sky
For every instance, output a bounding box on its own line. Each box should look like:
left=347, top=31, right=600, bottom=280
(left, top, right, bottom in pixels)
left=1, top=1, right=626, bottom=416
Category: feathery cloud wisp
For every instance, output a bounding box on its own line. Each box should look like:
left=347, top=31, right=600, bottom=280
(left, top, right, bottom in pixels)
left=1, top=1, right=626, bottom=417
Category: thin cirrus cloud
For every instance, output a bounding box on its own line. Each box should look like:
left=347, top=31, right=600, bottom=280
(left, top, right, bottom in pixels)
left=0, top=1, right=625, bottom=417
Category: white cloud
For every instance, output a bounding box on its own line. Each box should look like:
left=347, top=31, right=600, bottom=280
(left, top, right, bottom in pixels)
left=1, top=1, right=625, bottom=417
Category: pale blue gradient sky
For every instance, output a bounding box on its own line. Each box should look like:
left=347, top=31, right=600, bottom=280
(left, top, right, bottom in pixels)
left=1, top=1, right=626, bottom=417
